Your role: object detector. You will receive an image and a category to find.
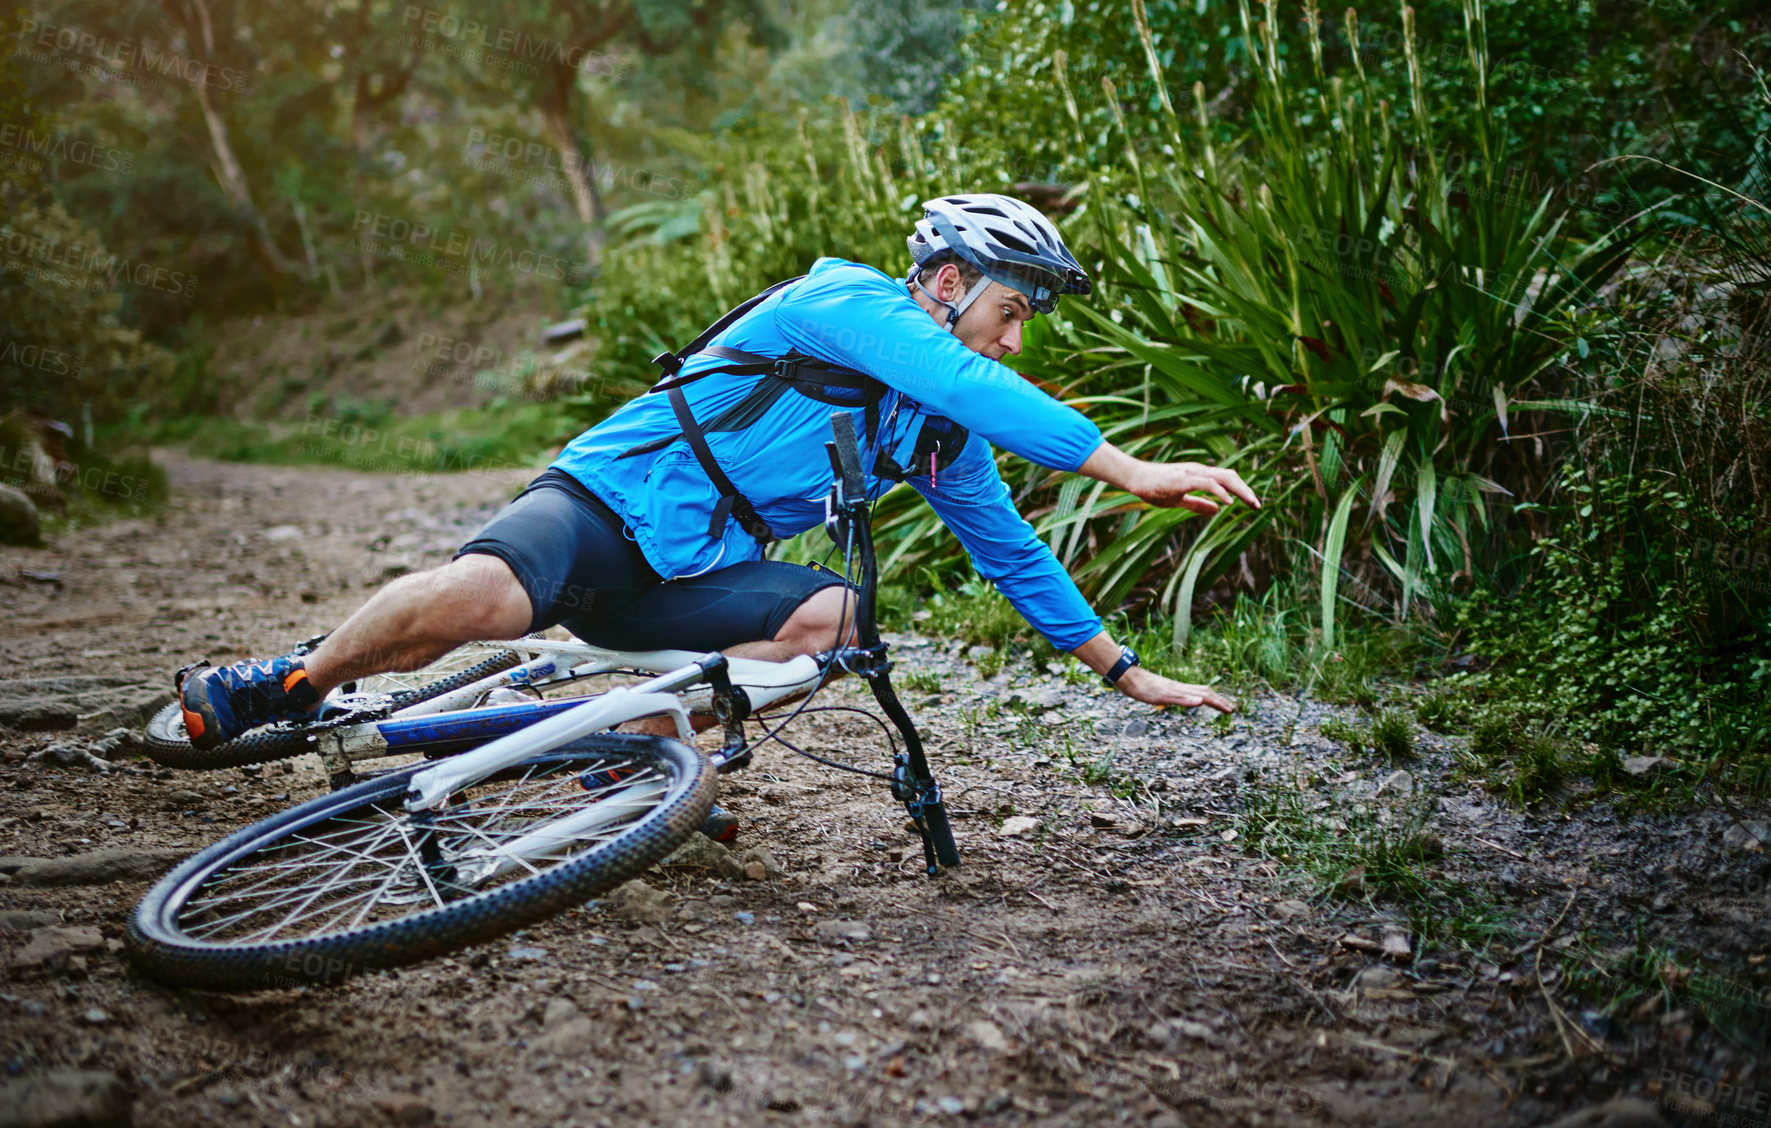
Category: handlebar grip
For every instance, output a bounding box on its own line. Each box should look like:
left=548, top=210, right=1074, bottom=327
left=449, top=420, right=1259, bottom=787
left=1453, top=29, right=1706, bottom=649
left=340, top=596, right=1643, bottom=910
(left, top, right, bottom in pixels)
left=829, top=412, right=864, bottom=498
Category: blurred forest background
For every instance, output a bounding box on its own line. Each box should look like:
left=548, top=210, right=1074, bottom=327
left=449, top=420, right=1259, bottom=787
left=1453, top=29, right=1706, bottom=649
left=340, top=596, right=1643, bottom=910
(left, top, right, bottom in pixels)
left=1, top=0, right=1766, bottom=776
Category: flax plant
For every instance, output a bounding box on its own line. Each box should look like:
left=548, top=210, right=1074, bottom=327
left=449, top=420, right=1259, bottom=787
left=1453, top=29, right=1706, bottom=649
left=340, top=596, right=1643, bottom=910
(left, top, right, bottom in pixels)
left=1017, top=0, right=1635, bottom=650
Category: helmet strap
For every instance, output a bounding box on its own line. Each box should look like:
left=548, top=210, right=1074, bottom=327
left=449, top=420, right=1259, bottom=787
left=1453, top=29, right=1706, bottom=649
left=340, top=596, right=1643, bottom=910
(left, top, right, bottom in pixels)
left=912, top=267, right=994, bottom=334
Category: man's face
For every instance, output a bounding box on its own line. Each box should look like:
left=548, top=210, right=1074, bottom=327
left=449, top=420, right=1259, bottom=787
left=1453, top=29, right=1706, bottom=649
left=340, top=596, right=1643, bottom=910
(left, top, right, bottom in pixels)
left=927, top=265, right=1036, bottom=360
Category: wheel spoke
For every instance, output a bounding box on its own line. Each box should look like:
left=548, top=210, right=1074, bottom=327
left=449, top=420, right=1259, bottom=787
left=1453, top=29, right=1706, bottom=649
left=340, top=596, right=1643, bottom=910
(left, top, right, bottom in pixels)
left=163, top=746, right=686, bottom=951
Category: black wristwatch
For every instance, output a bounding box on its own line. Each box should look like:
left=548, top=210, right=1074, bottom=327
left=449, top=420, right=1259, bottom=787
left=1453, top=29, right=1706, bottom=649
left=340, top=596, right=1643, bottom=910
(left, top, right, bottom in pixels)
left=1102, top=645, right=1140, bottom=687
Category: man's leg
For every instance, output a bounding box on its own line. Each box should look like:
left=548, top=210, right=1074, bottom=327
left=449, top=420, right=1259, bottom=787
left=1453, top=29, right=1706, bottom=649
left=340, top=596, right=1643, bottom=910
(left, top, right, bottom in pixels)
left=177, top=470, right=633, bottom=750
left=722, top=584, right=856, bottom=663
left=302, top=554, right=532, bottom=697
left=619, top=581, right=856, bottom=738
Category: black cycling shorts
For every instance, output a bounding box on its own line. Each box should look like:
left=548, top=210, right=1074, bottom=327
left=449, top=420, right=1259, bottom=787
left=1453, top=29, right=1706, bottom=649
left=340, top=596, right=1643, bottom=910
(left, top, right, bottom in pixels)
left=455, top=468, right=848, bottom=652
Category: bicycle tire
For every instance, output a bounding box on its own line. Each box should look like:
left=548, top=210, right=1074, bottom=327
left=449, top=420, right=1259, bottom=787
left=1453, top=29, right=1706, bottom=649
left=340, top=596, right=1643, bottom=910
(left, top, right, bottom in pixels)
left=128, top=732, right=714, bottom=991
left=143, top=645, right=525, bottom=770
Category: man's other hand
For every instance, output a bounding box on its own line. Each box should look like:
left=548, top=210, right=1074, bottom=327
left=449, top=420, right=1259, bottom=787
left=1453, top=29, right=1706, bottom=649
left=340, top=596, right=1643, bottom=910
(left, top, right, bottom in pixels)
left=1115, top=667, right=1235, bottom=713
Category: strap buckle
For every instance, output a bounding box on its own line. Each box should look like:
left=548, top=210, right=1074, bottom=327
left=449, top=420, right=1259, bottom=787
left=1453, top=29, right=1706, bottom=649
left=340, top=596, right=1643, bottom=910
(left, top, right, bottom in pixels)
left=653, top=351, right=683, bottom=377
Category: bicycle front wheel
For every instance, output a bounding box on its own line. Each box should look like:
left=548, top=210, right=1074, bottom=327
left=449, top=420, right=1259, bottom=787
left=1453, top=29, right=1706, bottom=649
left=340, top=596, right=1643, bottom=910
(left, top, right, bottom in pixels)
left=128, top=732, right=713, bottom=990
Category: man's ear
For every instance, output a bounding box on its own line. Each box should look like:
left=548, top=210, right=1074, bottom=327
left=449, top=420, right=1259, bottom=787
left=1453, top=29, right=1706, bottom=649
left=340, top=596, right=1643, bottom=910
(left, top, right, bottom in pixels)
left=936, top=263, right=962, bottom=303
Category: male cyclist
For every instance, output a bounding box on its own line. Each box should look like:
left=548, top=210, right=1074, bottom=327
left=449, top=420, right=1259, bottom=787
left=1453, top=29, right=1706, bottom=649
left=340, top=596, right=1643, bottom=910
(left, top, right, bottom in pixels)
left=178, top=193, right=1260, bottom=753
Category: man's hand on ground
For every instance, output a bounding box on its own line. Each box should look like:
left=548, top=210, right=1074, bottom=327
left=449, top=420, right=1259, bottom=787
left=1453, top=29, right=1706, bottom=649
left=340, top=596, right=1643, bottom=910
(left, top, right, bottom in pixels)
left=1115, top=667, right=1235, bottom=713
left=1129, top=461, right=1261, bottom=516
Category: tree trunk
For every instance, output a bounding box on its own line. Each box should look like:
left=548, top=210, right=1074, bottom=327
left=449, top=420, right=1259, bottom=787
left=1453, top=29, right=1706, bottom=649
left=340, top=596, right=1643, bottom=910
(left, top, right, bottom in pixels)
left=539, top=61, right=606, bottom=278
left=164, top=0, right=299, bottom=276
left=192, top=78, right=299, bottom=276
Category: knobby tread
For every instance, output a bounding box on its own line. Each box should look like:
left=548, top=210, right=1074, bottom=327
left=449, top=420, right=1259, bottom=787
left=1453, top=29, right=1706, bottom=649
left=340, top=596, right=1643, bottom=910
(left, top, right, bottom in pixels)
left=142, top=650, right=524, bottom=770
left=127, top=733, right=714, bottom=991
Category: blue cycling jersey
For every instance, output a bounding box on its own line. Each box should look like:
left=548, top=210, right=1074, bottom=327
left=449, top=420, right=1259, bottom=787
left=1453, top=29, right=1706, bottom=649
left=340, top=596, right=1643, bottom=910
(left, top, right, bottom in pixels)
left=553, top=256, right=1108, bottom=650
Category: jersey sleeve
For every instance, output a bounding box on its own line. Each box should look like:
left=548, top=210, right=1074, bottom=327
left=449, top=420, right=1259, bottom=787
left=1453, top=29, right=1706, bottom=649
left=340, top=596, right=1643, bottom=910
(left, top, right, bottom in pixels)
left=912, top=432, right=1104, bottom=652
left=770, top=262, right=1104, bottom=472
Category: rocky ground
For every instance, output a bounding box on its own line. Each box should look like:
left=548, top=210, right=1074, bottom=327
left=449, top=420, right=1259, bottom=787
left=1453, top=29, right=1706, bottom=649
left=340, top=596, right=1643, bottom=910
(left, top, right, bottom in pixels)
left=0, top=452, right=1766, bottom=1128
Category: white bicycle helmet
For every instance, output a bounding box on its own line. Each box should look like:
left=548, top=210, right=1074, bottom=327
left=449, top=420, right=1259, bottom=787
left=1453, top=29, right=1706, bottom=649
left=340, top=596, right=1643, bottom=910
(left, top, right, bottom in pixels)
left=907, top=193, right=1091, bottom=330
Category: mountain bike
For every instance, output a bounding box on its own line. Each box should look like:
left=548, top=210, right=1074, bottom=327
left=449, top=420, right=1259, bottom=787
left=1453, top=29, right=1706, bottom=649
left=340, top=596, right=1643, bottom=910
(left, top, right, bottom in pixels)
left=127, top=414, right=958, bottom=991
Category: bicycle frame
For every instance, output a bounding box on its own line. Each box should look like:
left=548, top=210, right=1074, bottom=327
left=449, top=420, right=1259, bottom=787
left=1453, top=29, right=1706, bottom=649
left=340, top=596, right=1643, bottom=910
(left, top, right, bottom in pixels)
left=400, top=652, right=816, bottom=810
left=311, top=641, right=822, bottom=770
left=347, top=412, right=959, bottom=876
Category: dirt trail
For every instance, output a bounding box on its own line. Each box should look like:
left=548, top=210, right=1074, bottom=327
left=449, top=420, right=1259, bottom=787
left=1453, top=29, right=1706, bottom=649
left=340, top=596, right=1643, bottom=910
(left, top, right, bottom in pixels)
left=0, top=454, right=1765, bottom=1128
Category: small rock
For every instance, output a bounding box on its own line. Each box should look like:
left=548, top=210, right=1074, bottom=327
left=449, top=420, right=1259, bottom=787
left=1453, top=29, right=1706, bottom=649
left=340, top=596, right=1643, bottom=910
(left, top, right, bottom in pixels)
left=1355, top=966, right=1402, bottom=990
left=1622, top=755, right=1674, bottom=778
left=162, top=789, right=206, bottom=811
left=609, top=879, right=672, bottom=923
left=0, top=910, right=60, bottom=933
left=26, top=742, right=111, bottom=773
left=936, top=1096, right=965, bottom=1115
left=82, top=1007, right=107, bottom=1025
left=1722, top=820, right=1768, bottom=853
left=1170, top=1018, right=1214, bottom=1040
left=1375, top=769, right=1414, bottom=798
left=1539, top=1097, right=1669, bottom=1128
left=0, top=484, right=42, bottom=546
left=1121, top=718, right=1150, bottom=738
left=530, top=1017, right=598, bottom=1056
left=506, top=946, right=547, bottom=961
left=738, top=845, right=783, bottom=879
left=696, top=1060, right=733, bottom=1092
left=87, top=729, right=143, bottom=761
left=1271, top=899, right=1311, bottom=921
left=1088, top=812, right=1118, bottom=829
left=1381, top=927, right=1412, bottom=962
left=663, top=833, right=746, bottom=880
left=813, top=920, right=873, bottom=945
left=0, top=1069, right=130, bottom=1128
left=14, top=925, right=105, bottom=969
left=372, top=1094, right=437, bottom=1127
left=9, top=848, right=188, bottom=886
left=998, top=816, right=1040, bottom=838
left=541, top=998, right=580, bottom=1031
left=964, top=1020, right=1008, bottom=1052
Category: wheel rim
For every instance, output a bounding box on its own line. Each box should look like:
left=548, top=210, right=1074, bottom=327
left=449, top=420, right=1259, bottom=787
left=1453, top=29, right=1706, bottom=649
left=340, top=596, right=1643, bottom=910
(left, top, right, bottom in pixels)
left=167, top=748, right=673, bottom=947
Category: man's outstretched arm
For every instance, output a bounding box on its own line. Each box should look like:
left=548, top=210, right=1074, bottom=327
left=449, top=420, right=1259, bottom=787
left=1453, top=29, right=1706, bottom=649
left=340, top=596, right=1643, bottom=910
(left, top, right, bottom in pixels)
left=1077, top=441, right=1262, bottom=516
left=1067, top=439, right=1261, bottom=712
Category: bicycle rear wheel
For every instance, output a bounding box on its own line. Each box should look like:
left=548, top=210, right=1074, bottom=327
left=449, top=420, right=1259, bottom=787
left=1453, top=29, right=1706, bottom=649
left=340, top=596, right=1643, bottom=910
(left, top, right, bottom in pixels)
left=143, top=641, right=525, bottom=770
left=128, top=732, right=713, bottom=990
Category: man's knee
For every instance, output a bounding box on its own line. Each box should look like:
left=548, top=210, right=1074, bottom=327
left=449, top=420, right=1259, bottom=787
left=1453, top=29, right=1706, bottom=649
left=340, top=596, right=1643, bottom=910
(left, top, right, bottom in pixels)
left=427, top=554, right=533, bottom=638
left=772, top=585, right=854, bottom=654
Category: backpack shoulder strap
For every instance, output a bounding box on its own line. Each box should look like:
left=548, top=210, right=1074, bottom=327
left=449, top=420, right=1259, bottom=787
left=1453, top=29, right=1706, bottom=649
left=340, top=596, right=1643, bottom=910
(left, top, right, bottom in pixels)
left=651, top=276, right=805, bottom=379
